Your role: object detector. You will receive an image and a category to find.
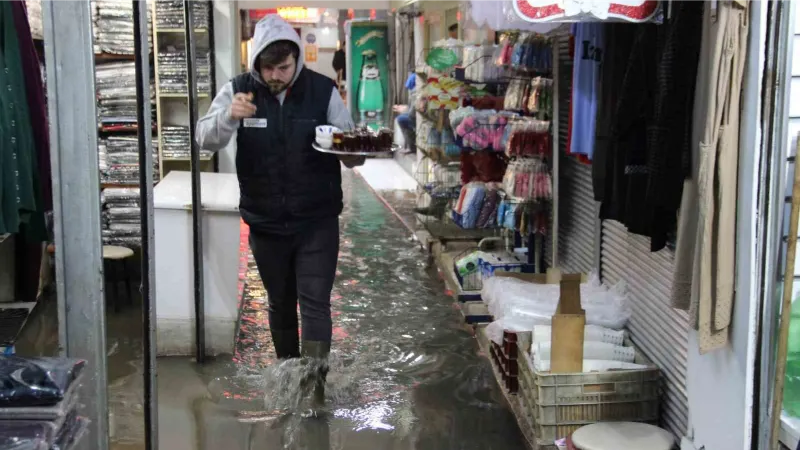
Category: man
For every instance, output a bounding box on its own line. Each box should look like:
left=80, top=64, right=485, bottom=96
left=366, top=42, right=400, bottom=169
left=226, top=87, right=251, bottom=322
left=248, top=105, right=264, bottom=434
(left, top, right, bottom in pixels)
left=393, top=72, right=416, bottom=154
left=196, top=14, right=363, bottom=411
left=332, top=47, right=346, bottom=82
left=448, top=23, right=458, bottom=40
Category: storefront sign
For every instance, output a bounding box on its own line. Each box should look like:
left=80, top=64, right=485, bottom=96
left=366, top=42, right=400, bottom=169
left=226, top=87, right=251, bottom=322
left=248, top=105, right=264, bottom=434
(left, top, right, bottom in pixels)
left=513, top=0, right=660, bottom=23
left=277, top=7, right=319, bottom=22
left=426, top=48, right=460, bottom=72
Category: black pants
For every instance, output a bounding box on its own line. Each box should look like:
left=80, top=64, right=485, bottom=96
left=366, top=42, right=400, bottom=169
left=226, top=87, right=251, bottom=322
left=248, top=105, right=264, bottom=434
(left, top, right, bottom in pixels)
left=249, top=217, right=339, bottom=344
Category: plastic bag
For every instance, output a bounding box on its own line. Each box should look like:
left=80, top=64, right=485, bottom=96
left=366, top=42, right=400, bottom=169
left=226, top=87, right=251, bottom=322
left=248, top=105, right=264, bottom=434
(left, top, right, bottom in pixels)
left=0, top=357, right=85, bottom=407
left=52, top=412, right=90, bottom=450
left=0, top=421, right=54, bottom=450
left=481, top=272, right=632, bottom=340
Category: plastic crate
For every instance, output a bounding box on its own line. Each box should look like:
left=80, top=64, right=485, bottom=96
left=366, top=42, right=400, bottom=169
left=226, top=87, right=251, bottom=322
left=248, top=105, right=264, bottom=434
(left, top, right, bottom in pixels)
left=516, top=348, right=660, bottom=446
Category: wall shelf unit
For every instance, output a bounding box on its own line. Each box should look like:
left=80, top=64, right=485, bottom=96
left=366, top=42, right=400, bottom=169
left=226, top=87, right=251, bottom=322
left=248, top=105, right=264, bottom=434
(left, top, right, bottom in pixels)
left=151, top=0, right=216, bottom=179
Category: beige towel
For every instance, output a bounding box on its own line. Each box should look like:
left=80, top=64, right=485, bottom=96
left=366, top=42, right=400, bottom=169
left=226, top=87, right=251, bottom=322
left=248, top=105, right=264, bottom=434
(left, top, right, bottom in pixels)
left=672, top=1, right=749, bottom=354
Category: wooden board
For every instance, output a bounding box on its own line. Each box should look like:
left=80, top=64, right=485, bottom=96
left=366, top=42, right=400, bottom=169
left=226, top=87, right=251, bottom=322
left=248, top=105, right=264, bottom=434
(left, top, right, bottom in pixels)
left=550, top=275, right=585, bottom=374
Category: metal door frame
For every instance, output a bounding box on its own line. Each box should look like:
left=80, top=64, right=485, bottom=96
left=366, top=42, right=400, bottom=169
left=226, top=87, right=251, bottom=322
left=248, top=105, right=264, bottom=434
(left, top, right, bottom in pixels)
left=39, top=0, right=210, bottom=448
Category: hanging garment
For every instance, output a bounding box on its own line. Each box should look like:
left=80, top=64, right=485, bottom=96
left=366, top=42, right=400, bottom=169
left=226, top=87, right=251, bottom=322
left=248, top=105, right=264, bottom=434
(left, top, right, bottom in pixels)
left=569, top=22, right=604, bottom=160
left=11, top=0, right=49, bottom=213
left=592, top=24, right=637, bottom=201
left=0, top=1, right=41, bottom=236
left=597, top=24, right=659, bottom=237
left=645, top=1, right=704, bottom=252
left=671, top=1, right=749, bottom=354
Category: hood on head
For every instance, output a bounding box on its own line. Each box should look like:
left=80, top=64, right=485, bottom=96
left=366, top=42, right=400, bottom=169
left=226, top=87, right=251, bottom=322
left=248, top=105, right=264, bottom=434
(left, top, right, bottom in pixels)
left=249, top=14, right=304, bottom=87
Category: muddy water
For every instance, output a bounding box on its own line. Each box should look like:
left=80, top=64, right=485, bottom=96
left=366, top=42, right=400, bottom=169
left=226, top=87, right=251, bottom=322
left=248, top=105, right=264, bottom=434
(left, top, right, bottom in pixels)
left=18, top=171, right=527, bottom=450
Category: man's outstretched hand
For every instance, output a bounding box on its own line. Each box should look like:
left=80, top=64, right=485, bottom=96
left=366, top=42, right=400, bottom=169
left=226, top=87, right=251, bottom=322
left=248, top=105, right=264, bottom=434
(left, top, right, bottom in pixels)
left=229, top=92, right=257, bottom=120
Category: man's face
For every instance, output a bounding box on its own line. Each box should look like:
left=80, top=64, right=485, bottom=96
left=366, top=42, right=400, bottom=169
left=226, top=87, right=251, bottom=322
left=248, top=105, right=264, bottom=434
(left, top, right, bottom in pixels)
left=260, top=53, right=296, bottom=94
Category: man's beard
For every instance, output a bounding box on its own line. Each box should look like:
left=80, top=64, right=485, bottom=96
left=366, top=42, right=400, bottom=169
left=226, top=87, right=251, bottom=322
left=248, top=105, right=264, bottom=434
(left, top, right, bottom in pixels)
left=267, top=81, right=288, bottom=94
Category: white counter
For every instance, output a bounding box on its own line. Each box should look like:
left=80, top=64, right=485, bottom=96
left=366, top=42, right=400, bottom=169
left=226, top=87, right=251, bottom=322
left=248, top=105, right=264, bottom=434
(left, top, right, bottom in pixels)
left=154, top=171, right=241, bottom=356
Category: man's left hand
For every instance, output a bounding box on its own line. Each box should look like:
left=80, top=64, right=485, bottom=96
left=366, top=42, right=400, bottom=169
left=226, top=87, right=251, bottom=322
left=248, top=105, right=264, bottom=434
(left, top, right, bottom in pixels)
left=338, top=155, right=366, bottom=168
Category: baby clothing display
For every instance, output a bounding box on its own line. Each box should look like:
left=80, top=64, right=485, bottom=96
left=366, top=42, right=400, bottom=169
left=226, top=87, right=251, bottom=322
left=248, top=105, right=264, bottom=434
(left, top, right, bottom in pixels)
left=495, top=32, right=553, bottom=73
left=463, top=45, right=508, bottom=82
left=503, top=159, right=552, bottom=202
left=504, top=118, right=551, bottom=157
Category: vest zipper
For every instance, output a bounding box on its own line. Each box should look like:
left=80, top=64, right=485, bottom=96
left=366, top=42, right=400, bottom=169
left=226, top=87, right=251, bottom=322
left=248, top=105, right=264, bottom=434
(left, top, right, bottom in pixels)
left=279, top=97, right=288, bottom=229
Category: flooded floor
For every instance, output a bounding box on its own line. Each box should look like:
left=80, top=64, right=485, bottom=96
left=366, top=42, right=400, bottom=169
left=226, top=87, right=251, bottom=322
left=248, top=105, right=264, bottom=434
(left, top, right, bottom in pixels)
left=17, top=168, right=527, bottom=450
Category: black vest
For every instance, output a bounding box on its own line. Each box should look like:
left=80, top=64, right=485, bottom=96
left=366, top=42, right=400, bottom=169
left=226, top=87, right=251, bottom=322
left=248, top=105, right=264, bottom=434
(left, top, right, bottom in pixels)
left=231, top=69, right=343, bottom=234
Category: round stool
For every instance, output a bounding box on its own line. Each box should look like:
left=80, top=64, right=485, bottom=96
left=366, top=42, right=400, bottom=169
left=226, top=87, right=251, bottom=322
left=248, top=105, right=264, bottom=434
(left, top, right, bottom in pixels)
left=571, top=422, right=674, bottom=450
left=103, top=245, right=135, bottom=311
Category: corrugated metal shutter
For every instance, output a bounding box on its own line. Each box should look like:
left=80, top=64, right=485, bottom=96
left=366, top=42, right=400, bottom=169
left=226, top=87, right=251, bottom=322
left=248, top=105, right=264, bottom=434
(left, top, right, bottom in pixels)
left=557, top=158, right=597, bottom=273
left=601, top=220, right=689, bottom=439
left=545, top=27, right=689, bottom=440
left=546, top=32, right=597, bottom=274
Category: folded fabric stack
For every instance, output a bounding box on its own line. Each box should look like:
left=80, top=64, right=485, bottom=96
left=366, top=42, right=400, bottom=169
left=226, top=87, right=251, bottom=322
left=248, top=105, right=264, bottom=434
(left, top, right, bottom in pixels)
left=161, top=126, right=213, bottom=159
left=92, top=0, right=153, bottom=55
left=99, top=136, right=159, bottom=186
left=101, top=188, right=142, bottom=247
left=155, top=0, right=210, bottom=30
left=25, top=0, right=43, bottom=40
left=157, top=49, right=212, bottom=95
left=96, top=62, right=156, bottom=131
left=451, top=182, right=501, bottom=229
left=0, top=357, right=89, bottom=450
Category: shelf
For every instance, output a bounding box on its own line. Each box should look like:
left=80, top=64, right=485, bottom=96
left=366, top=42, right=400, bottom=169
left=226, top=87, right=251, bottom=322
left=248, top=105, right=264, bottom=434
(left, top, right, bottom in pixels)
left=98, top=124, right=157, bottom=134
left=155, top=28, right=208, bottom=34
left=94, top=53, right=137, bottom=63
left=421, top=219, right=501, bottom=242
left=162, top=156, right=215, bottom=162
left=159, top=92, right=211, bottom=99
left=101, top=182, right=159, bottom=190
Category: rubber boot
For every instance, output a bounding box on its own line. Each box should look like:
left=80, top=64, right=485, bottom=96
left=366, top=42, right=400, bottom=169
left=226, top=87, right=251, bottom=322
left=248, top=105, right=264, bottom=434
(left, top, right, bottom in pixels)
left=270, top=329, right=300, bottom=359
left=300, top=340, right=330, bottom=414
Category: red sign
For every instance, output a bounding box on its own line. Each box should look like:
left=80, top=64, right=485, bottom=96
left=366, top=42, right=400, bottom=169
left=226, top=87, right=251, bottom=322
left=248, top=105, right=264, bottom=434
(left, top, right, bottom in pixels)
left=513, top=0, right=660, bottom=23
left=248, top=9, right=277, bottom=21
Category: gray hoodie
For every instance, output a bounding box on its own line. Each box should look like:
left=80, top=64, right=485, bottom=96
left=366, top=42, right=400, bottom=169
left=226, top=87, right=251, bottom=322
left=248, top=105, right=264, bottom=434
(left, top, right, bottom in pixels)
left=195, top=14, right=354, bottom=153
